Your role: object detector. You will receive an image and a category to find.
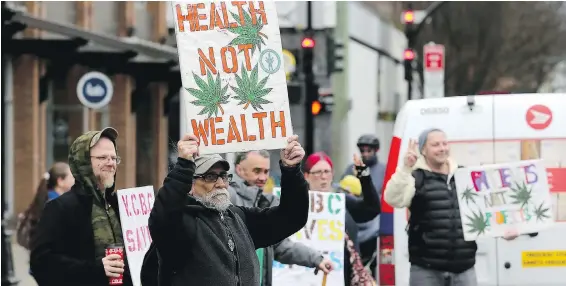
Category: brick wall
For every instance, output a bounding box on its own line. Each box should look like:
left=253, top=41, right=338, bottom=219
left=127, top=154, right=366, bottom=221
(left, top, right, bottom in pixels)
left=10, top=1, right=172, bottom=214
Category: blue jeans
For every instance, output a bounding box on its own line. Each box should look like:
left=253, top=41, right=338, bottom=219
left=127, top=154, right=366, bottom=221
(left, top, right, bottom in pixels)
left=409, top=264, right=477, bottom=286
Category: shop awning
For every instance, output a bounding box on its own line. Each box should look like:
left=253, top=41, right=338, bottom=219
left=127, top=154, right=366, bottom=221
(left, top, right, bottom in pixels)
left=3, top=5, right=178, bottom=62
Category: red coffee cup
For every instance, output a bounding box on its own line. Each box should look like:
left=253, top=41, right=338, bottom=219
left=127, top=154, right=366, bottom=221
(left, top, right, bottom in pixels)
left=105, top=243, right=124, bottom=286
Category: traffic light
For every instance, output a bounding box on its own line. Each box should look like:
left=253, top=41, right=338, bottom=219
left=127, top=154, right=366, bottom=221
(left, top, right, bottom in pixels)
left=402, top=9, right=417, bottom=48
left=301, top=37, right=315, bottom=49
left=402, top=7, right=419, bottom=99
left=302, top=36, right=315, bottom=77
left=402, top=10, right=415, bottom=25
left=326, top=37, right=345, bottom=76
left=302, top=32, right=317, bottom=155
left=311, top=100, right=322, bottom=116
left=404, top=48, right=415, bottom=81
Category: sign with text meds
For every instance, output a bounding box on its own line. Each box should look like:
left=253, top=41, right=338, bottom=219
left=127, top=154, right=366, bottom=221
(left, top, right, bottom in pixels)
left=117, top=186, right=155, bottom=286
left=272, top=188, right=345, bottom=286
left=454, top=160, right=555, bottom=241
left=172, top=1, right=293, bottom=155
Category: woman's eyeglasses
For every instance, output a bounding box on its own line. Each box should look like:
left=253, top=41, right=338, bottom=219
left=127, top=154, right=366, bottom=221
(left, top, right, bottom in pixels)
left=308, top=170, right=332, bottom=177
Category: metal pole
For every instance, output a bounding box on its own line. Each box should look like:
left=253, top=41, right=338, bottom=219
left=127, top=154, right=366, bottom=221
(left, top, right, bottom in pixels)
left=408, top=77, right=413, bottom=100
left=406, top=3, right=414, bottom=101
left=2, top=54, right=19, bottom=286
left=330, top=1, right=349, bottom=172
left=304, top=1, right=315, bottom=156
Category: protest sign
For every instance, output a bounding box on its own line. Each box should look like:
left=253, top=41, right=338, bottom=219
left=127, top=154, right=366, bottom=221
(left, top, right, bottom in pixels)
left=117, top=186, right=155, bottom=286
left=454, top=160, right=555, bottom=241
left=272, top=188, right=345, bottom=286
left=172, top=1, right=293, bottom=155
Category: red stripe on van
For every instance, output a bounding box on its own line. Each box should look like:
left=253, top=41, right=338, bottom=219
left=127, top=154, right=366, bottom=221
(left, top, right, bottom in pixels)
left=379, top=136, right=402, bottom=286
left=382, top=136, right=402, bottom=214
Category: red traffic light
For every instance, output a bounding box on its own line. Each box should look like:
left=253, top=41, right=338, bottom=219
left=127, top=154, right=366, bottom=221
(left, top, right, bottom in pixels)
left=311, top=100, right=322, bottom=115
left=301, top=37, right=315, bottom=49
left=404, top=49, right=415, bottom=61
left=402, top=10, right=415, bottom=24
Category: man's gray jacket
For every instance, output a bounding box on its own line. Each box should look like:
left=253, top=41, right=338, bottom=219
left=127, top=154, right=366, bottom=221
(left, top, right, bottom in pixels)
left=228, top=175, right=323, bottom=286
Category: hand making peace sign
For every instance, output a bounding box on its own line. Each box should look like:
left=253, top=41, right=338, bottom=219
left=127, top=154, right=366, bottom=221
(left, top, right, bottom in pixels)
left=404, top=139, right=419, bottom=168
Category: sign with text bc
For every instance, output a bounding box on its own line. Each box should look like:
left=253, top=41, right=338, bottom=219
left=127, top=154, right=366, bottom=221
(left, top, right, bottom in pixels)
left=76, top=71, right=114, bottom=109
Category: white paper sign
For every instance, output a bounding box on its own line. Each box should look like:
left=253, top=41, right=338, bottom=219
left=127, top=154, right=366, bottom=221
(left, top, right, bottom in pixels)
left=272, top=189, right=346, bottom=286
left=117, top=186, right=156, bottom=286
left=454, top=160, right=555, bottom=241
left=172, top=1, right=293, bottom=155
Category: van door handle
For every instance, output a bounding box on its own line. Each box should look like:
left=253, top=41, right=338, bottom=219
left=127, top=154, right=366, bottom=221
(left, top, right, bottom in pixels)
left=504, top=262, right=511, bottom=269
left=528, top=232, right=538, bottom=237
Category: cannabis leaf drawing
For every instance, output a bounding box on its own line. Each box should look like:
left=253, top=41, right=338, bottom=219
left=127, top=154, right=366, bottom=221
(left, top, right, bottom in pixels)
left=228, top=9, right=268, bottom=55
left=509, top=181, right=533, bottom=209
left=231, top=63, right=272, bottom=111
left=460, top=187, right=479, bottom=206
left=185, top=69, right=230, bottom=118
left=533, top=202, right=551, bottom=222
left=465, top=210, right=488, bottom=237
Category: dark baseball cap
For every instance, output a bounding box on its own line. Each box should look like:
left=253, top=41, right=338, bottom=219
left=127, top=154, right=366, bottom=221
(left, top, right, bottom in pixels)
left=90, top=127, right=119, bottom=148
left=194, top=154, right=230, bottom=175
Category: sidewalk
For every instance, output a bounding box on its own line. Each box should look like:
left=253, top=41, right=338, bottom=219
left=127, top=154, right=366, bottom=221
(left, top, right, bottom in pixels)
left=11, top=242, right=37, bottom=286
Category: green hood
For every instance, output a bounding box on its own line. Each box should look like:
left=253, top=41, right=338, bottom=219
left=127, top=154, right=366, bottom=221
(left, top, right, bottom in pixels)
left=68, top=129, right=118, bottom=200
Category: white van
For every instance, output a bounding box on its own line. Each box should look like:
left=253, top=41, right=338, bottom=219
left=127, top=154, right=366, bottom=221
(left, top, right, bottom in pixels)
left=378, top=93, right=566, bottom=286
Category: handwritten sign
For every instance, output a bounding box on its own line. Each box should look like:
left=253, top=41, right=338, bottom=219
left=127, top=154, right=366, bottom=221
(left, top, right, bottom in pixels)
left=454, top=160, right=555, bottom=241
left=272, top=188, right=345, bottom=286
left=172, top=1, right=293, bottom=155
left=117, top=186, right=155, bottom=286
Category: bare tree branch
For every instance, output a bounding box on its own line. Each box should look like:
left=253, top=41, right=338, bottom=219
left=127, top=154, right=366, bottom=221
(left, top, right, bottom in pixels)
left=407, top=1, right=566, bottom=95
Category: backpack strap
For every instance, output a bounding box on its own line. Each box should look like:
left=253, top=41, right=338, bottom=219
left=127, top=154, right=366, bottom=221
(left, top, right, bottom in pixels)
left=412, top=168, right=425, bottom=191
left=406, top=169, right=425, bottom=233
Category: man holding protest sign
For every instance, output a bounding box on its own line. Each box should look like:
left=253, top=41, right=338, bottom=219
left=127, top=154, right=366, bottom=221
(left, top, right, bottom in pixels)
left=229, top=150, right=334, bottom=285
left=384, top=128, right=518, bottom=286
left=146, top=133, right=309, bottom=285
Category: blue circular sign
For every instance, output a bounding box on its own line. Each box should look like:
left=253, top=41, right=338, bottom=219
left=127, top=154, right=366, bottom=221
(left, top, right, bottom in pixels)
left=76, top=71, right=113, bottom=109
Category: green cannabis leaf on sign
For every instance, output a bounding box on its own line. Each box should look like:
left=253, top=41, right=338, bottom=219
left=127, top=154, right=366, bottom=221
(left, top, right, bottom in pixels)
left=185, top=69, right=230, bottom=118
left=465, top=210, right=488, bottom=238
left=231, top=63, right=272, bottom=111
left=533, top=202, right=551, bottom=222
left=460, top=187, right=479, bottom=206
left=228, top=9, right=268, bottom=55
left=509, top=181, right=533, bottom=209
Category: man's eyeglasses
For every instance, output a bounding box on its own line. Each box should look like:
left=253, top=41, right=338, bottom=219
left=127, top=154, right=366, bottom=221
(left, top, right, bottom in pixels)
left=308, top=170, right=332, bottom=177
left=194, top=172, right=233, bottom=183
left=91, top=156, right=121, bottom=165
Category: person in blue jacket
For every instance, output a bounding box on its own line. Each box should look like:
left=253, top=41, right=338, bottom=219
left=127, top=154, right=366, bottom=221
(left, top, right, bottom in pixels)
left=17, top=162, right=75, bottom=250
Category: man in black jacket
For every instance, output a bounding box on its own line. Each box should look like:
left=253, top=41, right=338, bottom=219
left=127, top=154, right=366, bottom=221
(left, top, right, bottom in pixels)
left=384, top=128, right=518, bottom=286
left=148, top=133, right=309, bottom=285
left=30, top=127, right=132, bottom=286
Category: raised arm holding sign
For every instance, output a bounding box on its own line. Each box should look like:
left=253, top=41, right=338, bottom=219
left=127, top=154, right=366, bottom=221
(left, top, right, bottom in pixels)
left=173, top=1, right=293, bottom=155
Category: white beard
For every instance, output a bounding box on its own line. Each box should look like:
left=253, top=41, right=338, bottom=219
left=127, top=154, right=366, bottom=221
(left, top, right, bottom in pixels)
left=195, top=188, right=232, bottom=211
left=103, top=178, right=114, bottom=189
left=98, top=173, right=115, bottom=189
